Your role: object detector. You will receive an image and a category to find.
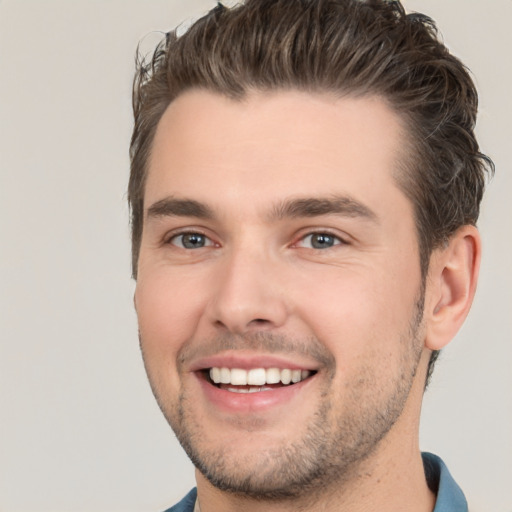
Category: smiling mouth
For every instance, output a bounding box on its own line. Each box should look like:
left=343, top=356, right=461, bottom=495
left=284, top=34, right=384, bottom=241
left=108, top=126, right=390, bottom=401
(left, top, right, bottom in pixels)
left=204, top=367, right=316, bottom=393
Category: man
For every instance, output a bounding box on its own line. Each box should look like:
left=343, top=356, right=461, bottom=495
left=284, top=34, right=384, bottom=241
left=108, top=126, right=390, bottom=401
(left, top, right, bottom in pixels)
left=129, top=1, right=493, bottom=510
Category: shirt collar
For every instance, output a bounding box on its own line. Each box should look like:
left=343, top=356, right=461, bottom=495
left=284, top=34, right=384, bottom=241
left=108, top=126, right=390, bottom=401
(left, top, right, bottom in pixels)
left=422, top=452, right=468, bottom=512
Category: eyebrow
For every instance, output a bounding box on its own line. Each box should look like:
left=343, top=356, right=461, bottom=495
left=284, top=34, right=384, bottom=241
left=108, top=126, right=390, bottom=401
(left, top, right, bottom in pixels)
left=146, top=197, right=215, bottom=220
left=145, top=195, right=378, bottom=224
left=269, top=196, right=378, bottom=223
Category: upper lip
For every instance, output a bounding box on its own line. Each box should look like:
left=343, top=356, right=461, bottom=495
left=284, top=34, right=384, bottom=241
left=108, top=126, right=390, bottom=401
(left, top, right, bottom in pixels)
left=188, top=351, right=320, bottom=373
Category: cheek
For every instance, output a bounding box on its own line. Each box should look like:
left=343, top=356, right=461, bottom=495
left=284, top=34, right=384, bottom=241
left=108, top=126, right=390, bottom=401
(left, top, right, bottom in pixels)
left=292, top=261, right=420, bottom=364
left=135, top=271, right=204, bottom=360
left=134, top=271, right=210, bottom=404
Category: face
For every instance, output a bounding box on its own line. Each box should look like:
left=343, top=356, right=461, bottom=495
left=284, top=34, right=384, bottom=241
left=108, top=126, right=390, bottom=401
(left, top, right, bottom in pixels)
left=135, top=90, right=427, bottom=498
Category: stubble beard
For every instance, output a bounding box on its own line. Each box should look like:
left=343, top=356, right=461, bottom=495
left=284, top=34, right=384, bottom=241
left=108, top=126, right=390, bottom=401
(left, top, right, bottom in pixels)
left=143, top=294, right=425, bottom=501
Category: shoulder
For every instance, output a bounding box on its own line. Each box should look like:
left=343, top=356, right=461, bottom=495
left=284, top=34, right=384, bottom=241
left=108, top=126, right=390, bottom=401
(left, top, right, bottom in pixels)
left=162, top=488, right=197, bottom=512
left=422, top=452, right=468, bottom=512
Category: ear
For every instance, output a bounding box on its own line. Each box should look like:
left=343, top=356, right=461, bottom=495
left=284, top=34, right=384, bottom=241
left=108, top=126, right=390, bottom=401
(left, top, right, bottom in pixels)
left=424, top=225, right=481, bottom=351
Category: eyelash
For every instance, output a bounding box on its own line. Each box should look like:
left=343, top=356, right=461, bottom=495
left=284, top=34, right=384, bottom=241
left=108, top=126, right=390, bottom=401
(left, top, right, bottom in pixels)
left=165, top=229, right=347, bottom=251
left=166, top=230, right=215, bottom=249
left=294, top=231, right=347, bottom=250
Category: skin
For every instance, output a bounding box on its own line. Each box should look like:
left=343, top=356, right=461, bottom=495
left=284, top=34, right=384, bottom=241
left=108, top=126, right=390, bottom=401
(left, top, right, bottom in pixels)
left=134, top=90, right=480, bottom=512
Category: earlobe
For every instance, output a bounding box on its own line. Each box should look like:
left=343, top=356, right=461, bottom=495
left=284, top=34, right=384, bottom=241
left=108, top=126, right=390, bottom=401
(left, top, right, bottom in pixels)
left=424, top=225, right=481, bottom=351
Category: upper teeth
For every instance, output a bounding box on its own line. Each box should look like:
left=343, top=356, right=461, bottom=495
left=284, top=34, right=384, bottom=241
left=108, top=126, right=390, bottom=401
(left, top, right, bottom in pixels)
left=209, top=367, right=311, bottom=386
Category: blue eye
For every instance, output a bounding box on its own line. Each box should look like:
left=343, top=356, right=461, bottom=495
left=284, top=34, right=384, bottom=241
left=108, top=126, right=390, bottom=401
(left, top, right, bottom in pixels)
left=300, top=233, right=341, bottom=249
left=171, top=232, right=212, bottom=249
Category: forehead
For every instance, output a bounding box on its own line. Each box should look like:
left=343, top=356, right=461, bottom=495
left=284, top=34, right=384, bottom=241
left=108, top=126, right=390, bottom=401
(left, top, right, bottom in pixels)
left=146, top=89, right=410, bottom=219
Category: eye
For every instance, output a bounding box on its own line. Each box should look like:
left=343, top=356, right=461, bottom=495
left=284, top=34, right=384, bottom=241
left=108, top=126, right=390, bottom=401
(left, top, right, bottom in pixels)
left=169, top=232, right=214, bottom=249
left=298, top=232, right=343, bottom=249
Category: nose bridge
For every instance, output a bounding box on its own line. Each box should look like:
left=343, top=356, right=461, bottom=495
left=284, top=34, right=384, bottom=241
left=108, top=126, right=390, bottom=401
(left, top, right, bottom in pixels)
left=208, top=237, right=288, bottom=333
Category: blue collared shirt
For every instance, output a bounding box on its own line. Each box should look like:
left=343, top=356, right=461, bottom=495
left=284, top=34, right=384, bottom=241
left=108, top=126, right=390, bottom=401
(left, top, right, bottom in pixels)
left=165, top=452, right=468, bottom=512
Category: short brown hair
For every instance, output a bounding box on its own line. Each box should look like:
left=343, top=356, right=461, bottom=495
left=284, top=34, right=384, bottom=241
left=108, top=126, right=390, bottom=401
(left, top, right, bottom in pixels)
left=129, top=0, right=494, bottom=381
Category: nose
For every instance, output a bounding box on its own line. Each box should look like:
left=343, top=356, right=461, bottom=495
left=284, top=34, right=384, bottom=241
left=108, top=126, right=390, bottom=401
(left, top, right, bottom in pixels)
left=206, top=245, right=289, bottom=335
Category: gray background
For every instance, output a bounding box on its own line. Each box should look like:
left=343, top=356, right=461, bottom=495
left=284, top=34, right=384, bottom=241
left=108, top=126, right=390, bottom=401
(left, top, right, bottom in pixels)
left=0, top=1, right=510, bottom=511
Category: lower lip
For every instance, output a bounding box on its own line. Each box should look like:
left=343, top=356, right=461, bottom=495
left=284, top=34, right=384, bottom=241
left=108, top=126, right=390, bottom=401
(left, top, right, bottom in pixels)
left=196, top=373, right=315, bottom=414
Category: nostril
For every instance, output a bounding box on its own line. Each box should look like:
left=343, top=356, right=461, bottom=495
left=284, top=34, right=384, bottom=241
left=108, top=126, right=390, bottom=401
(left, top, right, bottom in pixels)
left=249, top=318, right=272, bottom=326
